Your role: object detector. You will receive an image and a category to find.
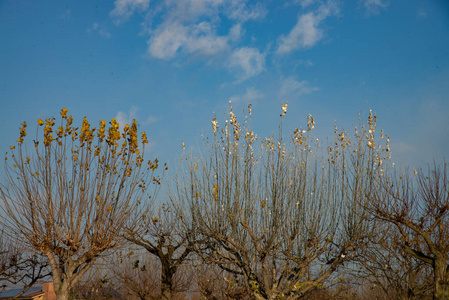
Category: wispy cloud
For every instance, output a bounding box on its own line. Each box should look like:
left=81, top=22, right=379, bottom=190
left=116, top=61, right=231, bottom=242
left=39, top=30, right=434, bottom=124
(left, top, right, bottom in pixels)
left=115, top=106, right=158, bottom=150
left=287, top=0, right=317, bottom=8
left=228, top=47, right=265, bottom=81
left=148, top=22, right=232, bottom=59
left=142, top=115, right=158, bottom=125
left=361, top=0, right=389, bottom=15
left=115, top=106, right=158, bottom=128
left=59, top=9, right=71, bottom=20
left=279, top=77, right=318, bottom=99
left=110, top=0, right=150, bottom=24
left=86, top=23, right=111, bottom=38
left=276, top=1, right=339, bottom=54
left=229, top=87, right=264, bottom=103
left=225, top=0, right=267, bottom=22
left=111, top=0, right=267, bottom=75
left=115, top=106, right=138, bottom=129
left=144, top=0, right=263, bottom=61
left=161, top=0, right=225, bottom=22
left=276, top=12, right=322, bottom=54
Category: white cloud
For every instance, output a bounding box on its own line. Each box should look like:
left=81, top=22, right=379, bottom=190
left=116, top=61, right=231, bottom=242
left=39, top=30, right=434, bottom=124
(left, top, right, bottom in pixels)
left=362, top=0, right=389, bottom=15
left=145, top=0, right=265, bottom=60
left=116, top=106, right=158, bottom=126
left=110, top=0, right=268, bottom=64
left=116, top=106, right=138, bottom=129
left=289, top=0, right=316, bottom=8
left=86, top=23, right=111, bottom=38
left=148, top=22, right=231, bottom=59
left=229, top=47, right=265, bottom=80
left=276, top=1, right=339, bottom=54
left=226, top=1, right=267, bottom=22
left=184, top=22, right=229, bottom=54
left=142, top=116, right=158, bottom=125
left=276, top=13, right=321, bottom=54
left=148, top=24, right=188, bottom=59
left=159, top=0, right=264, bottom=23
left=229, top=87, right=264, bottom=103
left=109, top=0, right=270, bottom=80
left=228, top=23, right=242, bottom=42
left=279, top=77, right=318, bottom=99
left=115, top=109, right=158, bottom=150
left=161, top=0, right=225, bottom=23
left=110, top=0, right=150, bottom=24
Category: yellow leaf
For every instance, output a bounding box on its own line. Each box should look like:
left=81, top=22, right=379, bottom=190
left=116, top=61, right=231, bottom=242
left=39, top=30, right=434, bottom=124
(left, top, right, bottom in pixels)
left=61, top=108, right=68, bottom=118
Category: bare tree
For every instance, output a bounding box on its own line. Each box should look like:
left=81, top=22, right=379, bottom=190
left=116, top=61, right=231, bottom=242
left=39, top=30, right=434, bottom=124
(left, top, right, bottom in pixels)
left=110, top=251, right=161, bottom=300
left=70, top=262, right=124, bottom=300
left=0, top=229, right=51, bottom=297
left=1, top=109, right=160, bottom=300
left=109, top=246, right=198, bottom=300
left=124, top=204, right=196, bottom=300
left=369, top=164, right=449, bottom=299
left=173, top=104, right=390, bottom=299
left=196, top=262, right=254, bottom=300
left=1, top=231, right=23, bottom=291
left=351, top=221, right=432, bottom=300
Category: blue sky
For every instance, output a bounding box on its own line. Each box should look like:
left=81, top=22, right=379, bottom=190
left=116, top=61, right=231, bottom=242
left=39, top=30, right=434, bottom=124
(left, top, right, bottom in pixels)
left=0, top=0, right=448, bottom=169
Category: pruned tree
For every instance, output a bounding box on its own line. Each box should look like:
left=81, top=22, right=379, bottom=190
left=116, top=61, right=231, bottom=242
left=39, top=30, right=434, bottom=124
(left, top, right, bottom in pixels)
left=173, top=104, right=390, bottom=299
left=369, top=163, right=449, bottom=299
left=124, top=204, right=196, bottom=300
left=109, top=246, right=197, bottom=300
left=0, top=230, right=51, bottom=297
left=71, top=270, right=119, bottom=300
left=196, top=262, right=254, bottom=300
left=110, top=251, right=161, bottom=300
left=0, top=109, right=160, bottom=300
left=351, top=221, right=432, bottom=300
left=1, top=231, right=23, bottom=291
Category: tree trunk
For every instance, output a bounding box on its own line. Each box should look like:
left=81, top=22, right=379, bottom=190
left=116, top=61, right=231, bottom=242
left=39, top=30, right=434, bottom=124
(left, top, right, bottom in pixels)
left=434, top=259, right=449, bottom=300
left=160, top=261, right=174, bottom=300
left=435, top=282, right=449, bottom=300
left=55, top=289, right=70, bottom=300
left=160, top=286, right=172, bottom=300
left=53, top=278, right=72, bottom=300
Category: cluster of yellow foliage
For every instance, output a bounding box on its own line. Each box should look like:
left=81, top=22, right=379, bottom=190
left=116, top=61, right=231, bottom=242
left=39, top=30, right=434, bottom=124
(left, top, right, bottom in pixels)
left=10, top=108, right=154, bottom=174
